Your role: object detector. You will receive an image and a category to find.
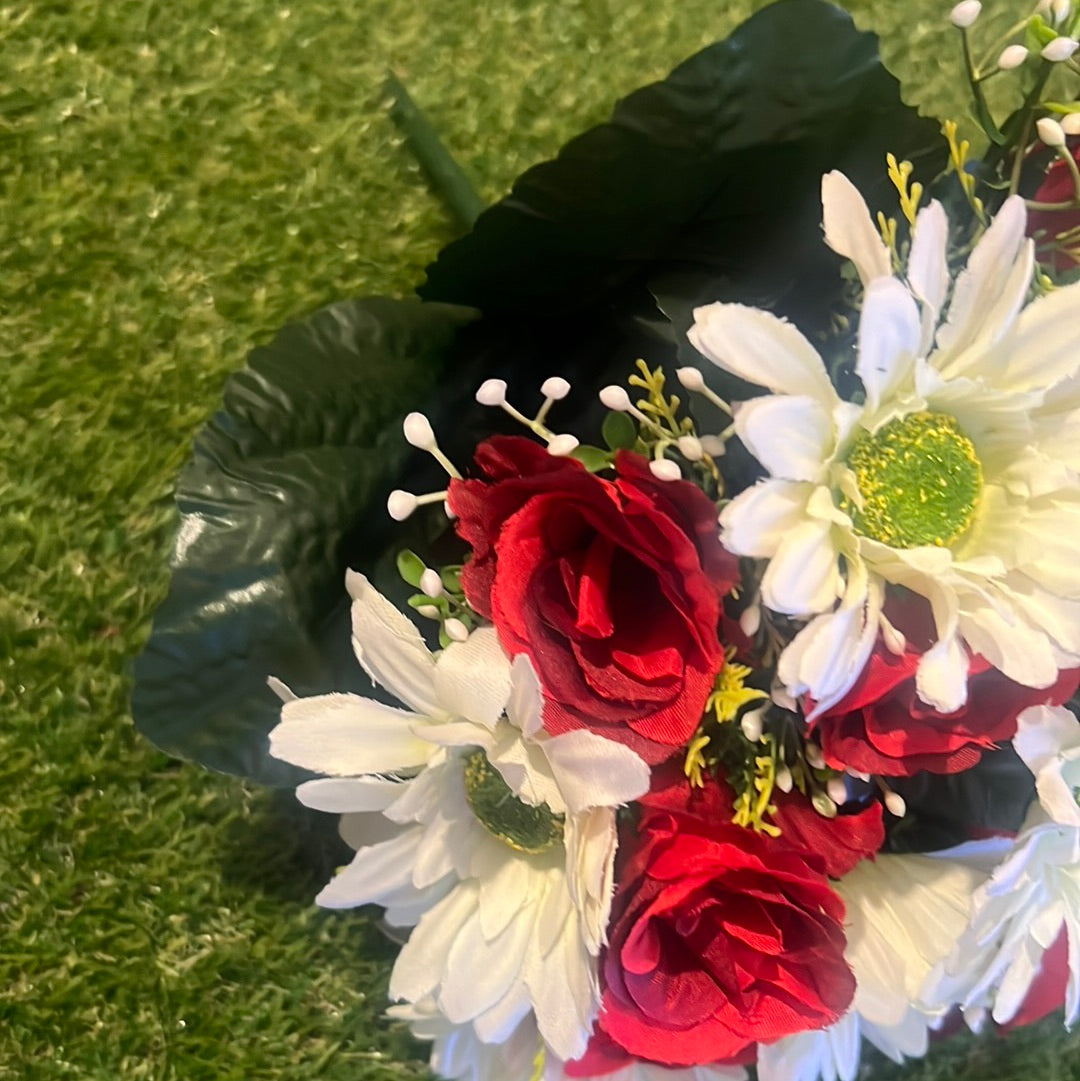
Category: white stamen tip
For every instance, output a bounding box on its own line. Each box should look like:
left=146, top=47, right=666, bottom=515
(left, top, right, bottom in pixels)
left=885, top=791, right=907, bottom=818
left=1063, top=113, right=1080, bottom=136
left=649, top=458, right=682, bottom=482
left=416, top=604, right=441, bottom=620
left=419, top=568, right=443, bottom=598
left=1042, top=36, right=1079, bottom=62
left=546, top=433, right=580, bottom=457
left=475, top=379, right=508, bottom=407
left=676, top=434, right=704, bottom=461
left=739, top=603, right=761, bottom=638
left=387, top=489, right=418, bottom=521
left=997, top=44, right=1028, bottom=69
left=403, top=411, right=437, bottom=450
left=675, top=366, right=706, bottom=392
left=949, top=0, right=981, bottom=27
left=540, top=376, right=571, bottom=400
left=740, top=706, right=765, bottom=743
left=1037, top=116, right=1068, bottom=147
left=445, top=618, right=469, bottom=643
left=805, top=743, right=826, bottom=770
left=827, top=777, right=849, bottom=806
left=775, top=766, right=793, bottom=794
left=698, top=435, right=726, bottom=457
left=599, top=385, right=632, bottom=412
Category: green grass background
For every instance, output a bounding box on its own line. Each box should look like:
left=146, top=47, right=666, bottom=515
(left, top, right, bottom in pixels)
left=3, top=0, right=1079, bottom=1078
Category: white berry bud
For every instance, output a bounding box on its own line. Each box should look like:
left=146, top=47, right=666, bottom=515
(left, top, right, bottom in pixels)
left=649, top=458, right=682, bottom=482
left=419, top=568, right=443, bottom=598
left=475, top=379, right=507, bottom=406
left=416, top=604, right=441, bottom=620
left=1038, top=116, right=1068, bottom=147
left=997, top=44, right=1028, bottom=70
left=949, top=0, right=981, bottom=27
left=1053, top=0, right=1072, bottom=24
left=885, top=791, right=907, bottom=818
left=546, top=433, right=580, bottom=457
left=775, top=766, right=793, bottom=793
left=445, top=618, right=469, bottom=642
left=676, top=434, right=704, bottom=461
left=805, top=743, right=826, bottom=770
left=387, top=489, right=418, bottom=521
left=827, top=776, right=849, bottom=806
left=675, top=366, right=706, bottom=392
left=698, top=435, right=726, bottom=457
left=739, top=602, right=761, bottom=638
left=1063, top=113, right=1080, bottom=136
left=540, top=376, right=571, bottom=400
left=1042, top=36, right=1079, bottom=62
left=740, top=706, right=765, bottom=743
left=599, top=385, right=632, bottom=412
left=403, top=411, right=437, bottom=450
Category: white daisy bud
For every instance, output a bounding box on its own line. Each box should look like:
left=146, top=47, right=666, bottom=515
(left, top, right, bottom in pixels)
left=885, top=791, right=907, bottom=817
left=698, top=435, right=727, bottom=457
left=1042, top=36, right=1079, bottom=62
left=540, top=376, right=571, bottom=400
left=676, top=434, right=704, bottom=461
left=739, top=602, right=761, bottom=637
left=387, top=489, right=418, bottom=521
left=475, top=378, right=507, bottom=406
left=827, top=776, right=849, bottom=806
left=949, top=0, right=981, bottom=28
left=445, top=618, right=469, bottom=642
left=402, top=411, right=437, bottom=450
left=1038, top=116, right=1068, bottom=147
left=546, top=433, right=580, bottom=457
left=415, top=604, right=441, bottom=619
left=775, top=766, right=793, bottom=793
left=649, top=458, right=682, bottom=482
left=997, top=44, right=1029, bottom=70
left=599, top=385, right=633, bottom=412
left=805, top=742, right=826, bottom=770
left=741, top=706, right=766, bottom=743
left=675, top=366, right=706, bottom=392
left=419, top=568, right=443, bottom=598
left=1063, top=113, right=1080, bottom=135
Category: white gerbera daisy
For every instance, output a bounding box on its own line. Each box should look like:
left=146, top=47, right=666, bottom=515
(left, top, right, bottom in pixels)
left=690, top=171, right=1080, bottom=715
left=921, top=704, right=1080, bottom=1027
left=268, top=571, right=650, bottom=1061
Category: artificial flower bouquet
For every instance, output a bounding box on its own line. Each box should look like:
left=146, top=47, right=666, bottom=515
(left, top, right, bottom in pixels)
left=134, top=1, right=1080, bottom=1078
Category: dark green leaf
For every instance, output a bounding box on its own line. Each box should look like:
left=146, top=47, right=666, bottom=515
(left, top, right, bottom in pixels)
left=396, top=549, right=427, bottom=588
left=602, top=410, right=637, bottom=451
left=569, top=444, right=614, bottom=472
left=132, top=298, right=478, bottom=786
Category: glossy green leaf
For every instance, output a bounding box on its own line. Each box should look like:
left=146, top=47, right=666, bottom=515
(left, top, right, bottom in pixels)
left=132, top=298, right=478, bottom=786
left=602, top=410, right=638, bottom=451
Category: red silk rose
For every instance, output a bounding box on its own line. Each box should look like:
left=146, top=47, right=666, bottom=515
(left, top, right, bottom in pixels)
left=1027, top=144, right=1080, bottom=271
left=811, top=595, right=1080, bottom=777
left=447, top=436, right=736, bottom=764
left=596, top=774, right=854, bottom=1066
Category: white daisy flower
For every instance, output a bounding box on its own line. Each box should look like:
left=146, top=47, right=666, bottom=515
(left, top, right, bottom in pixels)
left=921, top=704, right=1080, bottom=1026
left=268, top=571, right=650, bottom=1061
left=690, top=172, right=1080, bottom=715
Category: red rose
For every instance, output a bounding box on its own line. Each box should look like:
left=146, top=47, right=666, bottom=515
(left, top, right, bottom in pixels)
left=596, top=772, right=854, bottom=1066
left=447, top=436, right=736, bottom=764
left=811, top=596, right=1080, bottom=777
left=1027, top=144, right=1080, bottom=271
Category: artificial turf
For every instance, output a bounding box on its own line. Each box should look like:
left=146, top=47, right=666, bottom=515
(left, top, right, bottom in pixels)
left=3, top=0, right=1079, bottom=1078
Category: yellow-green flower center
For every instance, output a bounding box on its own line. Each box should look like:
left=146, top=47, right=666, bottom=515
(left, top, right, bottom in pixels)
left=463, top=749, right=564, bottom=854
left=842, top=411, right=982, bottom=548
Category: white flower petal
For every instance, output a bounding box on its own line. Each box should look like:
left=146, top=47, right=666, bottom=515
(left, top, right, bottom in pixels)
left=821, top=170, right=892, bottom=286
left=433, top=627, right=512, bottom=729
left=270, top=693, right=434, bottom=774
left=346, top=570, right=442, bottom=716
left=1014, top=705, right=1080, bottom=828
left=542, top=729, right=650, bottom=814
left=933, top=196, right=1031, bottom=373
left=507, top=655, right=544, bottom=740
left=990, top=279, right=1080, bottom=393
left=907, top=199, right=949, bottom=350
left=689, top=302, right=835, bottom=401
left=915, top=633, right=969, bottom=714
left=734, top=395, right=835, bottom=482
left=856, top=277, right=921, bottom=415
left=296, top=776, right=402, bottom=813
left=720, top=479, right=814, bottom=558
left=760, top=518, right=842, bottom=616
left=316, top=827, right=424, bottom=909
left=563, top=807, right=618, bottom=955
